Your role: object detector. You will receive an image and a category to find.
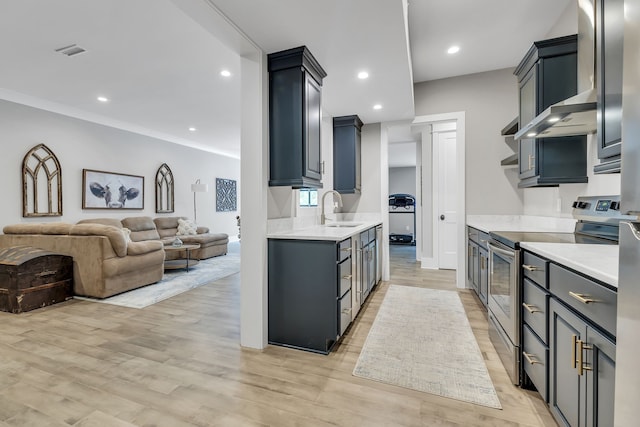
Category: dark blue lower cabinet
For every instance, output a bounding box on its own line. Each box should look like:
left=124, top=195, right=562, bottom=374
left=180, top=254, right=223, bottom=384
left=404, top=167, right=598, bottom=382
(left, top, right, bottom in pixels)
left=549, top=298, right=615, bottom=427
left=268, top=238, right=351, bottom=354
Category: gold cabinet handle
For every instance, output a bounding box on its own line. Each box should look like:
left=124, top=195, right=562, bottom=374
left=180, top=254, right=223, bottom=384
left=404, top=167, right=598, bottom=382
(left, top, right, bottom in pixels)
left=572, top=334, right=578, bottom=369
left=340, top=247, right=352, bottom=252
left=522, top=264, right=542, bottom=272
left=528, top=154, right=535, bottom=170
left=569, top=291, right=598, bottom=304
left=522, top=302, right=542, bottom=313
left=341, top=308, right=352, bottom=315
left=523, top=351, right=541, bottom=365
left=577, top=339, right=593, bottom=376
left=342, top=275, right=353, bottom=280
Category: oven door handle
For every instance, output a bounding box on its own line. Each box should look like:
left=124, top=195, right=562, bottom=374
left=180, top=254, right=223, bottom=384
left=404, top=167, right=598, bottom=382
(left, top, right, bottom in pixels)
left=488, top=242, right=515, bottom=258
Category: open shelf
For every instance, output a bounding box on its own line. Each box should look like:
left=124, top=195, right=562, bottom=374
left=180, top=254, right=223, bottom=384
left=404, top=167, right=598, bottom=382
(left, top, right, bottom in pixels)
left=500, top=153, right=518, bottom=167
left=500, top=118, right=519, bottom=168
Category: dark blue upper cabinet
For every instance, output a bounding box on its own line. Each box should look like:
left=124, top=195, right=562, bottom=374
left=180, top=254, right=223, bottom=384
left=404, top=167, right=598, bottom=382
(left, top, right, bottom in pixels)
left=514, top=35, right=588, bottom=188
left=333, top=115, right=363, bottom=194
left=595, top=0, right=623, bottom=174
left=268, top=46, right=327, bottom=188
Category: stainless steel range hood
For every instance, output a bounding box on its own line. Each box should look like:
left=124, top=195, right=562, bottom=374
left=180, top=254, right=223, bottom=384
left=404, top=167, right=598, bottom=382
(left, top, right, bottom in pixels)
left=514, top=0, right=597, bottom=141
left=513, top=88, right=596, bottom=140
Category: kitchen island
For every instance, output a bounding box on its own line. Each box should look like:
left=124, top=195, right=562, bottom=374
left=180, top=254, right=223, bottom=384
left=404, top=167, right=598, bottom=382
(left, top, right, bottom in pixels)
left=268, top=220, right=382, bottom=354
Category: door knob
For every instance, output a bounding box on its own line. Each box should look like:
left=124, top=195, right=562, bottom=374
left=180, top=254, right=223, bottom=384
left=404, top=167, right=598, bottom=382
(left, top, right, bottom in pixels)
left=440, top=215, right=445, bottom=220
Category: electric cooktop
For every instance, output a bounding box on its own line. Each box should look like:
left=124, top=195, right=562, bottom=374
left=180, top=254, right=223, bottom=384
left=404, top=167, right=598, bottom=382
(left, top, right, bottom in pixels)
left=489, top=231, right=617, bottom=249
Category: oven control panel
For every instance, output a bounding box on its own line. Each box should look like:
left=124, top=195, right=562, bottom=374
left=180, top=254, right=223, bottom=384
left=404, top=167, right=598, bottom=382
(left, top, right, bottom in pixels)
left=571, top=195, right=632, bottom=222
left=572, top=196, right=620, bottom=212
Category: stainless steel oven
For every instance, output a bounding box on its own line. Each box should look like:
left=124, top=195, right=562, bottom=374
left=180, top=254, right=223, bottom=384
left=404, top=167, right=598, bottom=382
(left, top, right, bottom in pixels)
left=485, top=195, right=629, bottom=387
left=487, top=240, right=521, bottom=385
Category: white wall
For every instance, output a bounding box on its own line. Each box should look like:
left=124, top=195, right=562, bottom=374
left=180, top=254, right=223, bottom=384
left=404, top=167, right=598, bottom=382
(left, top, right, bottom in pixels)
left=389, top=167, right=416, bottom=236
left=545, top=0, right=578, bottom=39
left=414, top=68, right=522, bottom=215
left=0, top=99, right=240, bottom=237
left=389, top=167, right=416, bottom=195
left=523, top=135, right=621, bottom=216
left=341, top=122, right=384, bottom=215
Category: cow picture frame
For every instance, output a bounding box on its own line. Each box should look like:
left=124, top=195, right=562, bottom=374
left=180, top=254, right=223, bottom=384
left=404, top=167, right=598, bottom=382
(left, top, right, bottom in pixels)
left=82, top=169, right=144, bottom=210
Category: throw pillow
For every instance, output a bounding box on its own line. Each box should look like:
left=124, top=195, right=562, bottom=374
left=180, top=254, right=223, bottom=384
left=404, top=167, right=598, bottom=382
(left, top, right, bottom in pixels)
left=122, top=227, right=132, bottom=243
left=176, top=218, right=197, bottom=236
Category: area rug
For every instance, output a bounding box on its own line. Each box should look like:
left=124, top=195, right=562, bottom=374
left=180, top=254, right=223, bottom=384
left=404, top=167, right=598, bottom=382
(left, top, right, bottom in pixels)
left=353, top=285, right=502, bottom=409
left=75, top=241, right=240, bottom=309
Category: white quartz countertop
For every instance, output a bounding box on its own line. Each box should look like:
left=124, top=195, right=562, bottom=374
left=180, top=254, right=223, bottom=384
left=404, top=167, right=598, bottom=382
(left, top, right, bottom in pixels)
left=466, top=215, right=576, bottom=234
left=267, top=221, right=382, bottom=241
left=520, top=242, right=619, bottom=288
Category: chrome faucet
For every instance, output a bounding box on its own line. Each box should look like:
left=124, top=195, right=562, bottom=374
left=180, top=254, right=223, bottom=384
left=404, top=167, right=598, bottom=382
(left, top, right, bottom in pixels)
left=320, top=190, right=343, bottom=225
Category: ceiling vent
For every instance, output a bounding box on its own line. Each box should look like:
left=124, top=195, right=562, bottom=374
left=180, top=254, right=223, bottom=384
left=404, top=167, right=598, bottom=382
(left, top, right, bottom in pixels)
left=55, top=44, right=86, bottom=57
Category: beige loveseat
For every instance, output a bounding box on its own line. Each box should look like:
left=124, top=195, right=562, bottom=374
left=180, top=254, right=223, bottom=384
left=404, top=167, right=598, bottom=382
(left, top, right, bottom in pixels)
left=153, top=217, right=228, bottom=260
left=0, top=221, right=165, bottom=299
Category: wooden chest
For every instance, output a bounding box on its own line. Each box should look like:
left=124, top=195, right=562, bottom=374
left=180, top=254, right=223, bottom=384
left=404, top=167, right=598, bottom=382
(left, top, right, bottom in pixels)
left=0, top=246, right=73, bottom=313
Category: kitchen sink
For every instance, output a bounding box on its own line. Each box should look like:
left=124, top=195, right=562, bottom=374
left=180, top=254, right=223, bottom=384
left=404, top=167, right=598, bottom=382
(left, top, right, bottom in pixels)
left=325, top=222, right=363, bottom=228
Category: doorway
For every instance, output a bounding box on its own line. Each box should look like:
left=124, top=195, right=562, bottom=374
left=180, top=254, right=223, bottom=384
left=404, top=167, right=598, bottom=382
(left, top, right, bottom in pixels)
left=387, top=124, right=420, bottom=266
left=412, top=112, right=466, bottom=288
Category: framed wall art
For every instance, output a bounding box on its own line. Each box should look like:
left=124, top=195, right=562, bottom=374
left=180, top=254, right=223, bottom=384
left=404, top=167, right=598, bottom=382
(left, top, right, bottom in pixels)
left=22, top=143, right=63, bottom=217
left=155, top=163, right=174, bottom=213
left=216, top=178, right=237, bottom=212
left=82, top=169, right=144, bottom=209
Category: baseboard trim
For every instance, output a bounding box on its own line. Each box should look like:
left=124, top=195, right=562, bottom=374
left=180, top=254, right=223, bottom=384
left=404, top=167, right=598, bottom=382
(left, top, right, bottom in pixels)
left=420, top=257, right=438, bottom=269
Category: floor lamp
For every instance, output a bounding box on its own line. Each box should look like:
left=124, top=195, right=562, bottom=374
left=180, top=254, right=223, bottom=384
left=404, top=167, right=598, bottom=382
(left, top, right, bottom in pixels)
left=191, top=179, right=208, bottom=223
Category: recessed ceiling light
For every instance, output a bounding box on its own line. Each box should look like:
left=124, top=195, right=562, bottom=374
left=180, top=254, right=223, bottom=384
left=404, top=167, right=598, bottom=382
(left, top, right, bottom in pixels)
left=189, top=127, right=197, bottom=132
left=548, top=117, right=561, bottom=123
left=373, top=104, right=383, bottom=110
left=220, top=70, right=231, bottom=77
left=447, top=45, right=460, bottom=54
left=358, top=71, right=369, bottom=79
left=527, top=132, right=537, bottom=137
left=97, top=96, right=109, bottom=103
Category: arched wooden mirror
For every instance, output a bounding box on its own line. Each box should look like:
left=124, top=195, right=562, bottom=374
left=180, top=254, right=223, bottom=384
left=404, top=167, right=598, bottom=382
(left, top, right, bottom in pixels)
left=22, top=144, right=63, bottom=217
left=155, top=163, right=174, bottom=213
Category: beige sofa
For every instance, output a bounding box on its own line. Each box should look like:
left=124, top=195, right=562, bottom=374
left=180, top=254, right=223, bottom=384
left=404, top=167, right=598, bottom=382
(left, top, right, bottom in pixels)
left=0, top=221, right=165, bottom=299
left=0, top=216, right=229, bottom=299
left=153, top=217, right=228, bottom=260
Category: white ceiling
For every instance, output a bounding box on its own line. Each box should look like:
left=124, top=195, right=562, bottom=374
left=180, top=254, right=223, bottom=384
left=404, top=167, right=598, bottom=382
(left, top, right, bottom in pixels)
left=408, top=0, right=572, bottom=82
left=0, top=0, right=572, bottom=159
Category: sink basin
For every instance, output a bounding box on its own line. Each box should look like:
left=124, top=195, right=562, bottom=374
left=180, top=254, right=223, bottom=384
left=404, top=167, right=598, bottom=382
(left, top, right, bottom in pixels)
left=325, top=222, right=363, bottom=228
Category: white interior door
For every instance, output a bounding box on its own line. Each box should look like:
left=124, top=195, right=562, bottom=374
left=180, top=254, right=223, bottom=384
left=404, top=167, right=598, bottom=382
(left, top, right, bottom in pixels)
left=435, top=129, right=457, bottom=270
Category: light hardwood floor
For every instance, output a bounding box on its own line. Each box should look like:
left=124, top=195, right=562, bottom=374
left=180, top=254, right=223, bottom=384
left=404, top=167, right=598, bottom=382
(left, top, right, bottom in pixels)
left=0, top=245, right=558, bottom=426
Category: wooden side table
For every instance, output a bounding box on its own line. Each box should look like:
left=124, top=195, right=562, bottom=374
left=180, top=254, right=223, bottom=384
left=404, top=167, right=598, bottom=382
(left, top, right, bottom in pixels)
left=163, top=243, right=201, bottom=272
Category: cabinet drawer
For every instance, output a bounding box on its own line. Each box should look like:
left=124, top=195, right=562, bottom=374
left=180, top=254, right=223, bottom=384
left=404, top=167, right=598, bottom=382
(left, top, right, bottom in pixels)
left=549, top=264, right=617, bottom=337
left=338, top=289, right=352, bottom=336
left=522, top=324, right=548, bottom=402
left=523, top=278, right=548, bottom=343
left=338, top=259, right=352, bottom=298
left=523, top=251, right=548, bottom=288
left=338, top=238, right=352, bottom=262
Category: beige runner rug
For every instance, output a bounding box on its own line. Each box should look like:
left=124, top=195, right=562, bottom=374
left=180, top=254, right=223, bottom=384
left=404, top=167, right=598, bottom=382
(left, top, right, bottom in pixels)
left=353, top=285, right=502, bottom=409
